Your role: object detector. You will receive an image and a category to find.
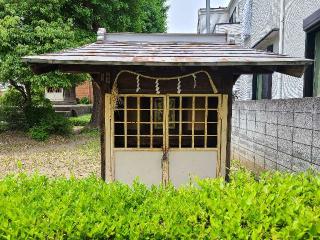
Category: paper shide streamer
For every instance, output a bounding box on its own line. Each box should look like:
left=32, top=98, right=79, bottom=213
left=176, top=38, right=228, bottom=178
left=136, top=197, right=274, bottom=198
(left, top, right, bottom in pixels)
left=155, top=79, right=160, bottom=94
left=136, top=75, right=141, bottom=93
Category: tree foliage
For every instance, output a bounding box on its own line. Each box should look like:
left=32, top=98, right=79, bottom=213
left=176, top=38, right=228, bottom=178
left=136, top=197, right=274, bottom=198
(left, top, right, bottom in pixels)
left=0, top=0, right=168, bottom=108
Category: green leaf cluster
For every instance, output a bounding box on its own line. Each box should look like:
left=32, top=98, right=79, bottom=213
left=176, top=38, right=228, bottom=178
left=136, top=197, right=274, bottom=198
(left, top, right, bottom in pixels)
left=0, top=170, right=319, bottom=239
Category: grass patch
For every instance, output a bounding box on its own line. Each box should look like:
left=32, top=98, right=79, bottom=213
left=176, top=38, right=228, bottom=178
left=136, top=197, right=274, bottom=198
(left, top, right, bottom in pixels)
left=78, top=129, right=100, bottom=157
left=0, top=170, right=319, bottom=239
left=69, top=114, right=91, bottom=126
left=78, top=127, right=100, bottom=137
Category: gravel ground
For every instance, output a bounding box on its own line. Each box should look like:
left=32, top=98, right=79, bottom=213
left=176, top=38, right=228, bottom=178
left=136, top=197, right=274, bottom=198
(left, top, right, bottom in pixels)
left=0, top=129, right=100, bottom=179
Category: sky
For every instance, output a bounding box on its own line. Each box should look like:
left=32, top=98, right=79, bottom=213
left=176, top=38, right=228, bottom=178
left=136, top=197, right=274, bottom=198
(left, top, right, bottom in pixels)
left=167, top=0, right=230, bottom=33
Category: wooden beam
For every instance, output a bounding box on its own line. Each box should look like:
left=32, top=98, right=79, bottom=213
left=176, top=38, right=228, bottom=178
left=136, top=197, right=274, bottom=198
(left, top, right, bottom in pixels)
left=220, top=66, right=275, bottom=75
left=29, top=63, right=306, bottom=79
left=276, top=65, right=307, bottom=78
left=30, top=64, right=58, bottom=74
left=59, top=64, right=112, bottom=73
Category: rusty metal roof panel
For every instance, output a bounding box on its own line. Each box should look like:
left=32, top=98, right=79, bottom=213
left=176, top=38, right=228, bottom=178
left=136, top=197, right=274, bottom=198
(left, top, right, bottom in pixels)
left=22, top=32, right=312, bottom=77
left=22, top=42, right=311, bottom=64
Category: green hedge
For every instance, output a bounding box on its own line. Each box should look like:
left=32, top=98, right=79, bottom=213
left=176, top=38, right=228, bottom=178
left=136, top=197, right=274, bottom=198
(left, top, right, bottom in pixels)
left=0, top=171, right=319, bottom=239
left=69, top=114, right=91, bottom=126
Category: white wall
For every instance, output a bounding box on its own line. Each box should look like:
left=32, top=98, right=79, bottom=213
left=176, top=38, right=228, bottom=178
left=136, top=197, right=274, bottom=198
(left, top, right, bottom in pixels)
left=198, top=8, right=229, bottom=34
left=238, top=0, right=320, bottom=100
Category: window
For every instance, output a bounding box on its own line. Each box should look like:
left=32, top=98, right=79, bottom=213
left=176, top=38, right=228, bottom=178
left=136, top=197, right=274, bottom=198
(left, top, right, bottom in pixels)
left=168, top=96, right=218, bottom=149
left=303, top=10, right=320, bottom=97
left=252, top=45, right=273, bottom=100
left=114, top=96, right=165, bottom=149
left=252, top=74, right=272, bottom=100
left=114, top=95, right=219, bottom=149
left=47, top=88, right=63, bottom=93
left=313, top=32, right=320, bottom=96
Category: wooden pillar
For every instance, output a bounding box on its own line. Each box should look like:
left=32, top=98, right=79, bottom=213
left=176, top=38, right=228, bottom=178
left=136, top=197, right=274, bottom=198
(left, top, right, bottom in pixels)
left=224, top=75, right=239, bottom=182
left=213, top=70, right=236, bottom=182
left=219, top=94, right=228, bottom=178
left=92, top=72, right=110, bottom=181
left=225, top=88, right=233, bottom=182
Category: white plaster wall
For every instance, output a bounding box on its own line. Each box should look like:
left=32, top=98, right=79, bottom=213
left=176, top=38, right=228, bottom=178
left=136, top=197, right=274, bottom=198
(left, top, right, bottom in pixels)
left=280, top=0, right=320, bottom=99
left=228, top=0, right=246, bottom=23
left=214, top=23, right=242, bottom=44
left=243, top=0, right=280, bottom=48
left=197, top=0, right=246, bottom=34
left=198, top=9, right=229, bottom=34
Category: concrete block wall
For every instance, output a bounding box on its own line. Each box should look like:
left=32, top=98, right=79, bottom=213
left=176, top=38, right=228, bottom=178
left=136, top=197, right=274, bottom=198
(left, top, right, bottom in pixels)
left=232, top=98, right=320, bottom=172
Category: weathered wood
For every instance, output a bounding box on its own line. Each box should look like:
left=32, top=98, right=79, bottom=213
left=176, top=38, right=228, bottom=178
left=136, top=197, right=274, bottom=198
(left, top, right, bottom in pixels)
left=225, top=84, right=234, bottom=182
left=93, top=72, right=110, bottom=181
left=213, top=70, right=235, bottom=181
left=22, top=36, right=312, bottom=79
left=105, top=94, right=113, bottom=182
left=23, top=55, right=311, bottom=69
left=219, top=94, right=228, bottom=178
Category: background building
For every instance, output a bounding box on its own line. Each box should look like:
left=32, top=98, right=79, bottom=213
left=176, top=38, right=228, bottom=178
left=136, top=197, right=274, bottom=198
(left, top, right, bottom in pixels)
left=198, top=0, right=320, bottom=172
left=198, top=0, right=320, bottom=100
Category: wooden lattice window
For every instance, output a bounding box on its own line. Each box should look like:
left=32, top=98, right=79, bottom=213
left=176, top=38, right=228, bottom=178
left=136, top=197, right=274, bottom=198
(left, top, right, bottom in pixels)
left=167, top=96, right=218, bottom=149
left=114, top=95, right=219, bottom=149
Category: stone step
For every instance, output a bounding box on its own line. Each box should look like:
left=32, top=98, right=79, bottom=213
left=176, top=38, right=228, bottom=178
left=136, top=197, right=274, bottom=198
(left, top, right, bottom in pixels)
left=53, top=105, right=92, bottom=117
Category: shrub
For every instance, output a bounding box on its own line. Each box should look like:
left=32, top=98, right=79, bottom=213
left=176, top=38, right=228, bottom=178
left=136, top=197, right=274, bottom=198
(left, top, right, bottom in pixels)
left=24, top=105, right=56, bottom=128
left=0, top=89, right=27, bottom=131
left=0, top=89, right=72, bottom=139
left=0, top=171, right=319, bottom=239
left=28, top=125, right=49, bottom=141
left=0, top=105, right=26, bottom=130
left=43, top=113, right=72, bottom=136
left=28, top=112, right=72, bottom=141
left=0, top=89, right=53, bottom=131
left=0, top=89, right=27, bottom=130
left=79, top=97, right=90, bottom=104
left=69, top=114, right=91, bottom=126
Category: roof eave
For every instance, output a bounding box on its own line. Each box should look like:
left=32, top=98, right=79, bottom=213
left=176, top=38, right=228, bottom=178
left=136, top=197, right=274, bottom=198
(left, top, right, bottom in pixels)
left=22, top=57, right=313, bottom=78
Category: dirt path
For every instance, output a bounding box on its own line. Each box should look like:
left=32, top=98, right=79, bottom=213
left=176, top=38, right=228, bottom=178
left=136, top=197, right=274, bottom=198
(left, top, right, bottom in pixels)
left=0, top=130, right=100, bottom=179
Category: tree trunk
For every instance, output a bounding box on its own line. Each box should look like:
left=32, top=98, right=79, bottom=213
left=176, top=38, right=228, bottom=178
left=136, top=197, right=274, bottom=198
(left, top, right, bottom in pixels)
left=89, top=78, right=102, bottom=128
left=24, top=82, right=33, bottom=109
